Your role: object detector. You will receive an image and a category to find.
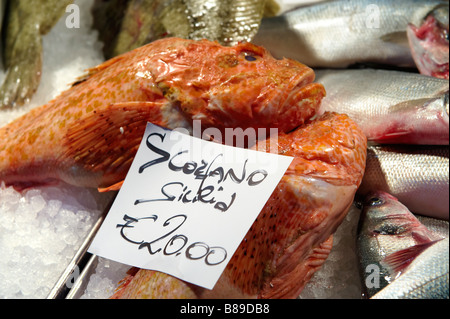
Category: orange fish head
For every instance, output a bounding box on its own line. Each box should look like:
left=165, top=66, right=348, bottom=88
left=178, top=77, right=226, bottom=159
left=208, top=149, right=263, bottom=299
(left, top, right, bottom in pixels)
left=147, top=38, right=326, bottom=133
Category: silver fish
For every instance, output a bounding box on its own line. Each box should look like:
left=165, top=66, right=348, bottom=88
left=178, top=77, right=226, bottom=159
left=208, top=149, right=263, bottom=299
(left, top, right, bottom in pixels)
left=252, top=0, right=447, bottom=68
left=358, top=145, right=449, bottom=220
left=407, top=4, right=449, bottom=79
left=315, top=69, right=449, bottom=145
left=357, top=191, right=448, bottom=299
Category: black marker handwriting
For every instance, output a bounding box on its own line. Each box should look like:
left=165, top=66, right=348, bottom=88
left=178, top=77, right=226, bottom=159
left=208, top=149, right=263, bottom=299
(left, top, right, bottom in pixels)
left=116, top=213, right=227, bottom=265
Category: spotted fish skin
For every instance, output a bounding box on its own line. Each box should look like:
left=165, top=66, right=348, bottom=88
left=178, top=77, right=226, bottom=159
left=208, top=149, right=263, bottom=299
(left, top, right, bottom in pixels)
left=0, top=37, right=325, bottom=191
left=111, top=112, right=368, bottom=299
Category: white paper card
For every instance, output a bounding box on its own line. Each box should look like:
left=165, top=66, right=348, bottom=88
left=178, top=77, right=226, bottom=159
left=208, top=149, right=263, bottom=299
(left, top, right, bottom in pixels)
left=89, top=123, right=293, bottom=290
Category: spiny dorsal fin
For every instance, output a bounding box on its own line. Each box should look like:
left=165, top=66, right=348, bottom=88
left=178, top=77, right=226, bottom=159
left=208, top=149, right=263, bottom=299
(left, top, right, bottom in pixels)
left=71, top=55, right=126, bottom=87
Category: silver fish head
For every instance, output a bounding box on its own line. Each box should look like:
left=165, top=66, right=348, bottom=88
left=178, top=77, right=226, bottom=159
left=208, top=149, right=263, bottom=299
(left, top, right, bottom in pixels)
left=356, top=191, right=436, bottom=297
left=358, top=191, right=435, bottom=251
left=407, top=3, right=449, bottom=79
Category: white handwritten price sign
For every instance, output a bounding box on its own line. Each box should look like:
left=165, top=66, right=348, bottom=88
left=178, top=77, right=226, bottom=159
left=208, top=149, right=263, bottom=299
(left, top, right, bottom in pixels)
left=89, top=123, right=293, bottom=289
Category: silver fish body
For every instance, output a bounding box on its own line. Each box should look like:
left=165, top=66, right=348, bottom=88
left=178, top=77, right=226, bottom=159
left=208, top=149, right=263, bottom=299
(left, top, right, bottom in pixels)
left=372, top=237, right=449, bottom=299
left=315, top=69, right=449, bottom=145
left=357, top=191, right=448, bottom=298
left=415, top=214, right=449, bottom=239
left=252, top=0, right=447, bottom=68
left=359, top=145, right=449, bottom=220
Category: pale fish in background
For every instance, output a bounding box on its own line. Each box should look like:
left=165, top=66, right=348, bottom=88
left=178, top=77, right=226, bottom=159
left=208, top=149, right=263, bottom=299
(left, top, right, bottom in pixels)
left=357, top=191, right=448, bottom=299
left=315, top=69, right=449, bottom=145
left=253, top=0, right=447, bottom=68
left=266, top=0, right=331, bottom=15
left=359, top=145, right=449, bottom=220
left=0, top=0, right=73, bottom=109
left=93, top=0, right=268, bottom=59
left=407, top=4, right=449, bottom=79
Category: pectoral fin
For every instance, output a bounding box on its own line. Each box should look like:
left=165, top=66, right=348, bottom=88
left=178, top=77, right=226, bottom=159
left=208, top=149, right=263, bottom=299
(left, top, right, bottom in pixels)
left=98, top=180, right=124, bottom=192
left=63, top=101, right=165, bottom=190
left=381, top=240, right=440, bottom=275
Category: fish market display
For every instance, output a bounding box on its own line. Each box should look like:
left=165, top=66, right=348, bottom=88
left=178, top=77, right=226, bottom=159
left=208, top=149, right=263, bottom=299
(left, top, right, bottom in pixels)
left=315, top=69, right=449, bottom=145
left=0, top=0, right=73, bottom=109
left=252, top=0, right=448, bottom=69
left=0, top=37, right=325, bottom=192
left=0, top=0, right=447, bottom=300
left=357, top=191, right=449, bottom=299
left=111, top=112, right=367, bottom=299
left=0, top=34, right=368, bottom=299
left=359, top=145, right=449, bottom=220
left=407, top=4, right=449, bottom=79
left=93, top=0, right=268, bottom=59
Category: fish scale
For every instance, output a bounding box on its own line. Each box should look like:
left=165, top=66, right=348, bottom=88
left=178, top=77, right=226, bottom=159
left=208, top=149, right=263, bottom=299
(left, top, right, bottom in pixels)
left=253, top=0, right=447, bottom=68
left=357, top=191, right=448, bottom=299
left=359, top=145, right=449, bottom=220
left=315, top=69, right=449, bottom=145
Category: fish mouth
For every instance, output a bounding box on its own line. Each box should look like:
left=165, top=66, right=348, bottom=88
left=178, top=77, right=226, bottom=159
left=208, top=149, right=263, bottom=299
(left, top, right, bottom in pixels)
left=407, top=5, right=449, bottom=79
left=278, top=66, right=325, bottom=130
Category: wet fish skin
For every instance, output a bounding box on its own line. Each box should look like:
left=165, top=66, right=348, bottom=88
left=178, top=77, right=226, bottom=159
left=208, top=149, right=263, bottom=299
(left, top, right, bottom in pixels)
left=112, top=112, right=368, bottom=299
left=315, top=68, right=449, bottom=145
left=0, top=37, right=325, bottom=191
left=253, top=0, right=446, bottom=68
left=415, top=214, right=449, bottom=239
left=407, top=4, right=449, bottom=79
left=357, top=191, right=446, bottom=298
left=0, top=0, right=73, bottom=109
left=93, top=0, right=269, bottom=59
left=359, top=145, right=449, bottom=220
left=372, top=237, right=449, bottom=299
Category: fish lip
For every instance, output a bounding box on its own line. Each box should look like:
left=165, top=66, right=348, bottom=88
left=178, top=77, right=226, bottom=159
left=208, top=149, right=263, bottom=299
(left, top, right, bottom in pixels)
left=407, top=9, right=449, bottom=78
left=280, top=67, right=316, bottom=108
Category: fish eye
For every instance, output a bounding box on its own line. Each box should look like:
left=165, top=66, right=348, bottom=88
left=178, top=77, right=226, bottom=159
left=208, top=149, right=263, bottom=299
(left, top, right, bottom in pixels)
left=375, top=224, right=405, bottom=235
left=368, top=197, right=384, bottom=206
left=241, top=50, right=260, bottom=62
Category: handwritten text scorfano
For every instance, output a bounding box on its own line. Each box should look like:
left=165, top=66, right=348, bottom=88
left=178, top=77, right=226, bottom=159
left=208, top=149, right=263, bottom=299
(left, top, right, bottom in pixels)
left=135, top=132, right=269, bottom=212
